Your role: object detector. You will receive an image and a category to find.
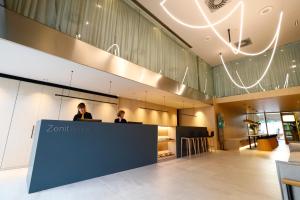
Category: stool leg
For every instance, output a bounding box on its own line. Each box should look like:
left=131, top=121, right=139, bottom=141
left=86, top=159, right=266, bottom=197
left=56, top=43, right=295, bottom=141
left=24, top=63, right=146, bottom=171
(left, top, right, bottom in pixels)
left=192, top=139, right=197, bottom=155
left=181, top=138, right=183, bottom=158
left=197, top=138, right=200, bottom=155
left=188, top=139, right=191, bottom=158
left=202, top=138, right=207, bottom=153
left=185, top=140, right=189, bottom=156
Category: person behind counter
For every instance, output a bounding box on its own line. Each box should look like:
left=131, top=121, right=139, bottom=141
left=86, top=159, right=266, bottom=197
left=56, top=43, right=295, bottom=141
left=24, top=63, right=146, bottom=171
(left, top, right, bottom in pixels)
left=114, top=110, right=127, bottom=123
left=73, top=103, right=93, bottom=121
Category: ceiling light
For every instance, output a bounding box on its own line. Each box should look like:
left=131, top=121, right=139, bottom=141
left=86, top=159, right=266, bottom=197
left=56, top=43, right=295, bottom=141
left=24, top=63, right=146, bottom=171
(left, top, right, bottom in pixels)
left=259, top=6, right=273, bottom=15
left=292, top=60, right=296, bottom=63
left=85, top=21, right=89, bottom=25
left=204, top=78, right=207, bottom=94
left=291, top=65, right=297, bottom=69
left=236, top=70, right=250, bottom=94
left=280, top=49, right=284, bottom=52
left=161, top=0, right=283, bottom=89
left=160, top=0, right=242, bottom=29
left=161, top=0, right=283, bottom=56
left=259, top=83, right=266, bottom=92
left=205, top=36, right=211, bottom=41
left=283, top=73, right=289, bottom=88
left=106, top=44, right=120, bottom=56
left=96, top=3, right=102, bottom=8
left=220, top=23, right=279, bottom=90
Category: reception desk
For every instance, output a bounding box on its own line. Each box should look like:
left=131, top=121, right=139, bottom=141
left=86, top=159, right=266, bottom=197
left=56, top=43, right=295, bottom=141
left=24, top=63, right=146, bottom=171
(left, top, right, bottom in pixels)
left=27, top=120, right=158, bottom=193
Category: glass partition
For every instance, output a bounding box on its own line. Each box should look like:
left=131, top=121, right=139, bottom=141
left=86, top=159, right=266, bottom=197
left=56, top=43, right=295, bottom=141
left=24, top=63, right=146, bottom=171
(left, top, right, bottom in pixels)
left=265, top=113, right=284, bottom=139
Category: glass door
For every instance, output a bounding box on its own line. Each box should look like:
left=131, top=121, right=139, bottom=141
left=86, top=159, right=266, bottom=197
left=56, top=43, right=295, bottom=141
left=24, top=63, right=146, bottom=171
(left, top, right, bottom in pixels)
left=265, top=113, right=284, bottom=139
left=281, top=112, right=300, bottom=144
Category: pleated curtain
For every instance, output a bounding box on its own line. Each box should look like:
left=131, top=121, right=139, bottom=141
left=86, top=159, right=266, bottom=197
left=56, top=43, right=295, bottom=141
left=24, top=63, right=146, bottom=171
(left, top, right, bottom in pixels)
left=213, top=41, right=300, bottom=97
left=5, top=0, right=214, bottom=96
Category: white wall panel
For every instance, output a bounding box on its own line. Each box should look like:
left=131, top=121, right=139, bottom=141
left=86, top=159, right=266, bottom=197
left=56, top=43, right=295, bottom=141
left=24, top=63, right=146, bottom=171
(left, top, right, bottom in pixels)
left=59, top=90, right=118, bottom=122
left=1, top=82, right=62, bottom=169
left=58, top=90, right=94, bottom=121
left=0, top=77, right=19, bottom=168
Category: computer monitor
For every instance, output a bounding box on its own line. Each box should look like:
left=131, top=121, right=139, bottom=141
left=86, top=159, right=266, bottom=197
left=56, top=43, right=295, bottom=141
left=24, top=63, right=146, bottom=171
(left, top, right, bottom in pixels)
left=127, top=121, right=143, bottom=124
left=78, top=119, right=102, bottom=123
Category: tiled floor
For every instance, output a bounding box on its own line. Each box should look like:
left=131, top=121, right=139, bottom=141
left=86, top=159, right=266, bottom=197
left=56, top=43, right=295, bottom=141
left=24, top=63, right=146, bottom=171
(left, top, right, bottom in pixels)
left=0, top=142, right=289, bottom=200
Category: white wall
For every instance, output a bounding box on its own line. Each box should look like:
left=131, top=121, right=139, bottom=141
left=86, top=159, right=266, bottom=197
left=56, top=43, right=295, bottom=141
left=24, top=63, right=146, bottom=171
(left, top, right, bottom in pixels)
left=0, top=78, right=19, bottom=168
left=179, top=106, right=216, bottom=132
left=1, top=82, right=64, bottom=169
left=179, top=106, right=217, bottom=148
left=0, top=77, right=177, bottom=170
left=0, top=77, right=119, bottom=169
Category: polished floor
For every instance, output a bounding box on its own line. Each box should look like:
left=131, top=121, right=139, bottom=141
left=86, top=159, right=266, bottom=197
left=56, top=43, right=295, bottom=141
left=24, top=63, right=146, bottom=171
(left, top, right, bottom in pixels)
left=0, top=142, right=289, bottom=200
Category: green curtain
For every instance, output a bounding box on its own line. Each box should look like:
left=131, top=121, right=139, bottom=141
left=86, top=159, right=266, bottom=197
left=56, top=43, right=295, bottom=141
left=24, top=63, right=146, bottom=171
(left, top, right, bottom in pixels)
left=5, top=0, right=214, bottom=95
left=213, top=41, right=300, bottom=97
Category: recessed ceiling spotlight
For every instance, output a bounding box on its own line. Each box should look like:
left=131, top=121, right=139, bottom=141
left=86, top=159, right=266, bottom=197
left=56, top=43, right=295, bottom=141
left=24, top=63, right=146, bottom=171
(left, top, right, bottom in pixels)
left=85, top=21, right=89, bottom=25
left=291, top=65, right=297, bottom=69
left=292, top=60, right=296, bottom=63
left=295, top=19, right=299, bottom=27
left=205, top=36, right=211, bottom=41
left=280, top=49, right=284, bottom=52
left=259, top=6, right=273, bottom=15
left=96, top=3, right=102, bottom=8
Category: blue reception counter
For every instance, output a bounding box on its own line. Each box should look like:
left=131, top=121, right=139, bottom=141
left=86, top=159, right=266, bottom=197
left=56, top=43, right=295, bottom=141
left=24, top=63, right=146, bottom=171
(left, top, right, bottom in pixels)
left=27, top=120, right=158, bottom=193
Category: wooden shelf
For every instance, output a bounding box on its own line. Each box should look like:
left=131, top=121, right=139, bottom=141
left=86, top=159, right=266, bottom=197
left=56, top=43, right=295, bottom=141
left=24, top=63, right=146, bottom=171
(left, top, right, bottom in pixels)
left=158, top=139, right=176, bottom=143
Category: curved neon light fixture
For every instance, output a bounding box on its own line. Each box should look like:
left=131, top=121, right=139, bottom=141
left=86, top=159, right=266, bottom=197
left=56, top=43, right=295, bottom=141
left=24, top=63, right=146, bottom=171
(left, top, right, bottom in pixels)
left=106, top=44, right=120, bottom=56
left=193, top=0, right=283, bottom=56
left=160, top=0, right=243, bottom=29
left=258, top=83, right=266, bottom=92
left=220, top=25, right=279, bottom=89
left=161, top=0, right=283, bottom=56
left=235, top=70, right=250, bottom=93
left=219, top=11, right=282, bottom=89
left=283, top=73, right=289, bottom=88
left=160, top=0, right=283, bottom=90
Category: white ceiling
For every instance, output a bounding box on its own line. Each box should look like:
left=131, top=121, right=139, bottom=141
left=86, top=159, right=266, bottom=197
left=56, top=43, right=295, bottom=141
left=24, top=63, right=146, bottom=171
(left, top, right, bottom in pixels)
left=137, top=0, right=300, bottom=66
left=0, top=38, right=208, bottom=109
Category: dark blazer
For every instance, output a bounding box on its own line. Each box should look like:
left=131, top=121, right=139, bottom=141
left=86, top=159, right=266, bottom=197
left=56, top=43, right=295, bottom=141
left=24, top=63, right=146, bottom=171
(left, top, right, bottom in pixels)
left=73, top=112, right=93, bottom=121
left=114, top=118, right=127, bottom=123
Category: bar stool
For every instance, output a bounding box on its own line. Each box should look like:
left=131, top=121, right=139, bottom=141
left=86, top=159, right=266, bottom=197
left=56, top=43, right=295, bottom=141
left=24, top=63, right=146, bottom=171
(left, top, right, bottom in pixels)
left=181, top=136, right=197, bottom=158
left=207, top=131, right=216, bottom=152
left=194, top=133, right=207, bottom=154
left=199, top=137, right=209, bottom=153
left=193, top=132, right=203, bottom=154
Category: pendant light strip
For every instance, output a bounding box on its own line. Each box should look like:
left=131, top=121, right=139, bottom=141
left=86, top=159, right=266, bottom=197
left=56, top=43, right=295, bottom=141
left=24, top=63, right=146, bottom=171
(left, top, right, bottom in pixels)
left=161, top=0, right=283, bottom=56
left=160, top=0, right=243, bottom=29
left=235, top=70, right=250, bottom=93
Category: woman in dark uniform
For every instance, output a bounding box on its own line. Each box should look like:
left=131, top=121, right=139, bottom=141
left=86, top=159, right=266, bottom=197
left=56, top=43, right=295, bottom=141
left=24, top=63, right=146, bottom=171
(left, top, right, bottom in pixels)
left=73, top=103, right=93, bottom=121
left=114, top=110, right=127, bottom=123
